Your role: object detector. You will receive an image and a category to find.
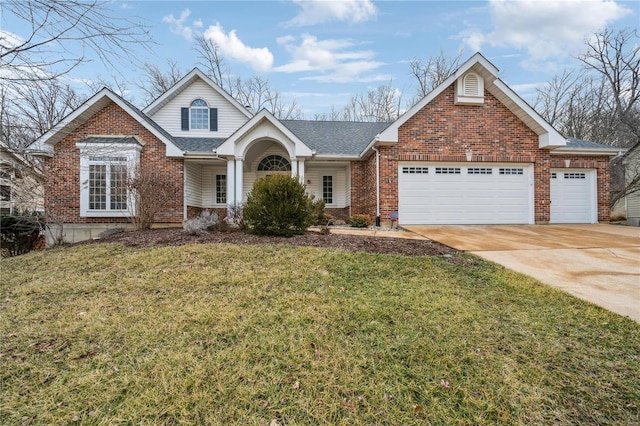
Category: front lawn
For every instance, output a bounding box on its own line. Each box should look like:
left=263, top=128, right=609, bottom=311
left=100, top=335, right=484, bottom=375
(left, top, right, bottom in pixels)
left=1, top=243, right=638, bottom=424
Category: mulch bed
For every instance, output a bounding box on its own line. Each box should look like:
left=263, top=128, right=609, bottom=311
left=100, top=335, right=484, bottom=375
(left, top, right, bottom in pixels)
left=81, top=227, right=460, bottom=258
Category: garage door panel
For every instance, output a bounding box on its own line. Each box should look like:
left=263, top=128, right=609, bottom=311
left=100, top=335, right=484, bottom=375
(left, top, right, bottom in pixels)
left=550, top=169, right=596, bottom=224
left=398, top=163, right=533, bottom=225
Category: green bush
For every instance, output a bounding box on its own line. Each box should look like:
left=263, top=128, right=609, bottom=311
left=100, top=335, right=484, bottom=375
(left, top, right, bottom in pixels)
left=0, top=214, right=44, bottom=257
left=244, top=175, right=316, bottom=237
left=348, top=214, right=371, bottom=228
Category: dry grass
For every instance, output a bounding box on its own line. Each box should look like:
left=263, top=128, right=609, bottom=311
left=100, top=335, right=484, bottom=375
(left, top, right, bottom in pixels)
left=1, top=243, right=639, bottom=425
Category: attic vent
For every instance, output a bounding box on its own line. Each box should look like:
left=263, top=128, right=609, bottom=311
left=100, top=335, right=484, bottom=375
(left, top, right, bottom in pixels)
left=455, top=72, right=484, bottom=105
left=463, top=74, right=479, bottom=96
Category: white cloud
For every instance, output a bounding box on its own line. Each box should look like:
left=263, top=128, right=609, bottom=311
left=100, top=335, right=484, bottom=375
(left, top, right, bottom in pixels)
left=203, top=23, right=274, bottom=72
left=286, top=0, right=377, bottom=27
left=162, top=9, right=193, bottom=40
left=463, top=0, right=631, bottom=61
left=0, top=30, right=24, bottom=53
left=274, top=34, right=384, bottom=83
left=193, top=19, right=203, bottom=29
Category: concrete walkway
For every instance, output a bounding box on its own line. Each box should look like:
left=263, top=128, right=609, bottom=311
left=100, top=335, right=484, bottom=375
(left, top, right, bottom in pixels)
left=404, top=224, right=640, bottom=323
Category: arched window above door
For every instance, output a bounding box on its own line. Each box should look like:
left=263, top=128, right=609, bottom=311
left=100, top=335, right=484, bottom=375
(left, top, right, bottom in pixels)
left=257, top=155, right=291, bottom=171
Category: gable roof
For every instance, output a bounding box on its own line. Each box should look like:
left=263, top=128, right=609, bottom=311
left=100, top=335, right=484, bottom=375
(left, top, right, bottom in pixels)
left=216, top=109, right=314, bottom=158
left=377, top=52, right=567, bottom=149
left=143, top=68, right=253, bottom=119
left=29, top=88, right=183, bottom=157
left=281, top=120, right=390, bottom=157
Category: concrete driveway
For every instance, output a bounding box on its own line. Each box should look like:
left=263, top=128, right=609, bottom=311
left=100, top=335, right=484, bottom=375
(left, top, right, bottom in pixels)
left=404, top=224, right=640, bottom=323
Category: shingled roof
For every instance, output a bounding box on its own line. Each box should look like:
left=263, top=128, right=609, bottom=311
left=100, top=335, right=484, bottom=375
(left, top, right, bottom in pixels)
left=172, top=137, right=226, bottom=152
left=280, top=120, right=390, bottom=156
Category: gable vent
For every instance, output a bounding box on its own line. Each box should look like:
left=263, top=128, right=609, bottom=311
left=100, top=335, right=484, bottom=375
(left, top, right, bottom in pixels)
left=463, top=73, right=479, bottom=96
left=455, top=71, right=484, bottom=105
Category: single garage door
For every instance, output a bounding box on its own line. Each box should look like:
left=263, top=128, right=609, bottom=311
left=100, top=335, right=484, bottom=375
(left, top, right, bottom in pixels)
left=398, top=163, right=534, bottom=225
left=550, top=169, right=597, bottom=223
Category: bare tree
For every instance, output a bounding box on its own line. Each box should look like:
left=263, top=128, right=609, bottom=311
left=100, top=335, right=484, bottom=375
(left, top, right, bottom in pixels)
left=1, top=80, right=84, bottom=155
left=408, top=49, right=464, bottom=104
left=578, top=28, right=639, bottom=148
left=192, top=34, right=302, bottom=119
left=195, top=34, right=227, bottom=88
left=127, top=166, right=181, bottom=230
left=535, top=28, right=640, bottom=208
left=1, top=0, right=152, bottom=82
left=341, top=82, right=403, bottom=122
left=137, top=60, right=184, bottom=106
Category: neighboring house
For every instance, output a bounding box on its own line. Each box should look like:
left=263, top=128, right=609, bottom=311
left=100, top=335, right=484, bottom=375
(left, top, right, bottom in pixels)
left=611, top=142, right=640, bottom=226
left=0, top=140, right=44, bottom=216
left=29, top=53, right=620, bottom=244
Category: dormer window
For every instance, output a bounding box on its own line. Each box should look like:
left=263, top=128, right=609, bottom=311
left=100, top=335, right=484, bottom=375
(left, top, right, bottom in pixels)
left=181, top=100, right=218, bottom=132
left=455, top=72, right=484, bottom=105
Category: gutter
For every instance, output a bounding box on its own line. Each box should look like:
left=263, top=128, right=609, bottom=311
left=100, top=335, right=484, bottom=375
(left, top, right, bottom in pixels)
left=550, top=148, right=624, bottom=157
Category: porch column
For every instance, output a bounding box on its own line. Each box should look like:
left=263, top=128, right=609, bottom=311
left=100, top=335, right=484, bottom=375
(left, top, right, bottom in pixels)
left=291, top=158, right=298, bottom=178
left=226, top=159, right=235, bottom=207
left=297, top=159, right=305, bottom=183
left=235, top=158, right=243, bottom=204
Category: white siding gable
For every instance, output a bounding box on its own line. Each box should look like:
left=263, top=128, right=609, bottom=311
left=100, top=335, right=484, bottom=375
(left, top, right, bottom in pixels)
left=148, top=78, right=249, bottom=137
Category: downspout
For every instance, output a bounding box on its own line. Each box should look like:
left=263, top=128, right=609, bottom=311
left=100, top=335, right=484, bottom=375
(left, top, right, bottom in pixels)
left=372, top=145, right=381, bottom=227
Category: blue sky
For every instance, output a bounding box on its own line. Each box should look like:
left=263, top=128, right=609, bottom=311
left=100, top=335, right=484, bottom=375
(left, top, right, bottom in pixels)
left=5, top=0, right=640, bottom=116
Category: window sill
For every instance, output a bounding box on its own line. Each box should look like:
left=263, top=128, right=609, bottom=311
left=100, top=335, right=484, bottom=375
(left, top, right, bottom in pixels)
left=80, top=210, right=129, bottom=218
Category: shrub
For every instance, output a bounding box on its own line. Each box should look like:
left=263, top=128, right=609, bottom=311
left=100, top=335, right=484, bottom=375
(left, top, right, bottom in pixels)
left=224, top=203, right=245, bottom=231
left=0, top=214, right=44, bottom=257
left=310, top=199, right=327, bottom=226
left=243, top=175, right=315, bottom=237
left=348, top=214, right=371, bottom=228
left=185, top=210, right=219, bottom=236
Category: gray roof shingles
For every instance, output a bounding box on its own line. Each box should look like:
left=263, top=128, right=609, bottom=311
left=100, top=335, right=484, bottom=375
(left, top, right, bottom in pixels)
left=565, top=137, right=620, bottom=151
left=172, top=137, right=226, bottom=152
left=280, top=120, right=391, bottom=156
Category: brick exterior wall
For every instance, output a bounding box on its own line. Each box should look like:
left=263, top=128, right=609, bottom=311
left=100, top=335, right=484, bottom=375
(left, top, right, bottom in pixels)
left=44, top=100, right=184, bottom=225
left=350, top=84, right=611, bottom=223
left=350, top=154, right=377, bottom=218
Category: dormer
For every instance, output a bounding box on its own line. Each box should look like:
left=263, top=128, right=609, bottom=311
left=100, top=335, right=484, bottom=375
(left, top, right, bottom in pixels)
left=455, top=72, right=484, bottom=105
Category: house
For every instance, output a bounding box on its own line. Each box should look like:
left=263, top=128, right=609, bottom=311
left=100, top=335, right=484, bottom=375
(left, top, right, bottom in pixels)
left=0, top=140, right=44, bottom=216
left=29, top=53, right=620, bottom=244
left=611, top=142, right=640, bottom=226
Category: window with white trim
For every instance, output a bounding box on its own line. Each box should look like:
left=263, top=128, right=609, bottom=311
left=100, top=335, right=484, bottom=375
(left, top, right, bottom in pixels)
left=190, top=99, right=209, bottom=130
left=322, top=175, right=333, bottom=204
left=87, top=157, right=128, bottom=211
left=258, top=155, right=291, bottom=172
left=77, top=142, right=141, bottom=217
left=216, top=174, right=226, bottom=204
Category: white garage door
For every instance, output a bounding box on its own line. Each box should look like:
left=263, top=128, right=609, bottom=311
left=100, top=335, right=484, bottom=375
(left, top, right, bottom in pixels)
left=398, top=163, right=534, bottom=225
left=550, top=169, right=597, bottom=223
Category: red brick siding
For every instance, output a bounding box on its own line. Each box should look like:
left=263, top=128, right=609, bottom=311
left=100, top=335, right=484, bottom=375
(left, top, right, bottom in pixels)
left=350, top=154, right=377, bottom=218
left=44, top=100, right=184, bottom=225
left=349, top=84, right=610, bottom=223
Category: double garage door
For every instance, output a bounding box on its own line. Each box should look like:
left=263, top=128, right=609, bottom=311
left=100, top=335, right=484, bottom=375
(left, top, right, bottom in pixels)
left=398, top=163, right=597, bottom=225
left=398, top=163, right=534, bottom=225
